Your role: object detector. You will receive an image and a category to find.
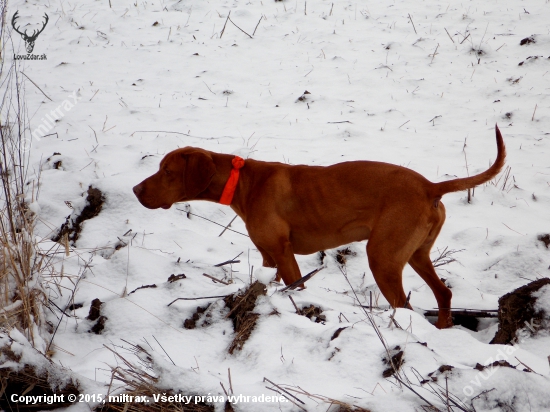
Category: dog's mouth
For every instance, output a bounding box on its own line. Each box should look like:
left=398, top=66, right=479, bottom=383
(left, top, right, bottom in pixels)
left=135, top=197, right=171, bottom=210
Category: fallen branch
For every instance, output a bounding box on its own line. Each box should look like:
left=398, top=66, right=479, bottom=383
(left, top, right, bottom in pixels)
left=203, top=273, right=230, bottom=285
left=167, top=295, right=229, bottom=306
left=215, top=252, right=243, bottom=267
left=280, top=267, right=324, bottom=291
left=424, top=309, right=498, bottom=318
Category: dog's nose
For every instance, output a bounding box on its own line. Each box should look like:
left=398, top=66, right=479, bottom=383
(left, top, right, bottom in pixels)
left=133, top=184, right=143, bottom=196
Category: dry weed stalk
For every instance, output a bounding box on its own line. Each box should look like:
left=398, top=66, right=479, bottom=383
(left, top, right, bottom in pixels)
left=339, top=266, right=473, bottom=411
left=0, top=4, right=62, bottom=353
left=102, top=343, right=214, bottom=412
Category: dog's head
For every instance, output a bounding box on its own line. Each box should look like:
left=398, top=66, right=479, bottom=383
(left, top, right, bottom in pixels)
left=133, top=147, right=216, bottom=209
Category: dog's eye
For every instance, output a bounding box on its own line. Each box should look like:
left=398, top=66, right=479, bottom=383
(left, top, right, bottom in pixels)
left=164, top=169, right=171, bottom=176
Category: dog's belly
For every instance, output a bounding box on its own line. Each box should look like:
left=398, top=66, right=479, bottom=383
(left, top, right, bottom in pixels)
left=290, top=224, right=371, bottom=255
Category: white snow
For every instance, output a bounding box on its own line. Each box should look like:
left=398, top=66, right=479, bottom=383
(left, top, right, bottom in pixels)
left=4, top=0, right=550, bottom=410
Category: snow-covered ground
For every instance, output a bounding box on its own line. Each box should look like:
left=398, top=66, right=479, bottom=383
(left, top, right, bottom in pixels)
left=5, top=0, right=550, bottom=410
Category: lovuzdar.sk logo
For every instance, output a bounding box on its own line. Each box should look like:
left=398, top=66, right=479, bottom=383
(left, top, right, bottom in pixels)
left=12, top=11, right=48, bottom=60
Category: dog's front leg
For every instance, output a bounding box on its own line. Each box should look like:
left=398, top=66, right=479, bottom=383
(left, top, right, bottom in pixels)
left=250, top=235, right=302, bottom=286
left=270, top=240, right=303, bottom=285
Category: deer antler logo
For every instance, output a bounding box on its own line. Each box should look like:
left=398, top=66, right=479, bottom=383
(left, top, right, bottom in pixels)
left=12, top=11, right=49, bottom=54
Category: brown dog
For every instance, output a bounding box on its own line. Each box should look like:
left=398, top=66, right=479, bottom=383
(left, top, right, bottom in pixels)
left=134, top=126, right=505, bottom=328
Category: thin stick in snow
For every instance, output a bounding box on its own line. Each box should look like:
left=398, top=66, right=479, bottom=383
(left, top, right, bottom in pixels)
left=444, top=27, right=454, bottom=43
left=252, top=16, right=263, bottom=36
left=152, top=335, right=176, bottom=365
left=263, top=378, right=306, bottom=408
left=203, top=273, right=230, bottom=285
left=288, top=295, right=301, bottom=314
left=21, top=71, right=53, bottom=101
left=430, top=43, right=439, bottom=63
left=220, top=11, right=231, bottom=38
left=219, top=215, right=238, bottom=237
left=407, top=14, right=417, bottom=34
left=167, top=295, right=229, bottom=306
left=228, top=368, right=234, bottom=395
left=228, top=16, right=253, bottom=39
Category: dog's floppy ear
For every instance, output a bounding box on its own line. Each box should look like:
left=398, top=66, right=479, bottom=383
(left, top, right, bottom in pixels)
left=183, top=151, right=216, bottom=198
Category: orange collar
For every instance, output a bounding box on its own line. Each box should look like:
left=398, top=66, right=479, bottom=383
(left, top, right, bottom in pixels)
left=219, top=156, right=245, bottom=205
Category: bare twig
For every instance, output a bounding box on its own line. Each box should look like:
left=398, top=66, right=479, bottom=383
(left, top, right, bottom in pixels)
left=228, top=16, right=253, bottom=39
left=407, top=13, right=417, bottom=34
left=203, top=273, right=230, bottom=285
left=220, top=11, right=231, bottom=38
left=460, top=33, right=471, bottom=44
left=228, top=368, right=234, bottom=395
left=253, top=16, right=263, bottom=36
left=152, top=335, right=176, bottom=365
left=444, top=28, right=454, bottom=43
left=167, top=295, right=229, bottom=306
left=219, top=215, right=238, bottom=237
left=288, top=295, right=301, bottom=314
left=180, top=210, right=250, bottom=237
left=430, top=43, right=440, bottom=63
left=263, top=378, right=306, bottom=408
left=20, top=71, right=53, bottom=101
left=280, top=267, right=324, bottom=291
left=215, top=252, right=243, bottom=267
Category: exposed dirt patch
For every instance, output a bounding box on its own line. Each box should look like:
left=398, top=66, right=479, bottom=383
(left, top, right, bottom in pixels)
left=520, top=36, right=535, bottom=45
left=424, top=365, right=454, bottom=383
left=183, top=305, right=211, bottom=329
left=87, top=298, right=107, bottom=334
left=474, top=360, right=515, bottom=371
left=53, top=186, right=105, bottom=244
left=336, top=247, right=356, bottom=265
left=224, top=282, right=266, bottom=354
left=168, top=273, right=187, bottom=283
left=382, top=346, right=404, bottom=378
left=538, top=234, right=550, bottom=249
left=518, top=56, right=548, bottom=66
left=90, top=316, right=107, bottom=334
left=490, top=278, right=550, bottom=344
left=67, top=302, right=83, bottom=311
left=301, top=304, right=326, bottom=323
left=330, top=327, right=348, bottom=341
left=87, top=298, right=103, bottom=321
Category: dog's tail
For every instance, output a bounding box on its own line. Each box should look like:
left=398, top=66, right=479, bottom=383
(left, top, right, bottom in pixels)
left=430, top=124, right=506, bottom=198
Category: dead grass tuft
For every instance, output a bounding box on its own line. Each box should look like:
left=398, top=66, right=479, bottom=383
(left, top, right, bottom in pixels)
left=101, top=343, right=214, bottom=412
left=224, top=282, right=266, bottom=354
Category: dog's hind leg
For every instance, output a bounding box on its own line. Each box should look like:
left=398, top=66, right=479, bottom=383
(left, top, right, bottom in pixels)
left=408, top=247, right=453, bottom=329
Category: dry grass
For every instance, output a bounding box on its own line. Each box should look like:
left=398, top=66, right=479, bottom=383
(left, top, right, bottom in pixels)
left=0, top=332, right=80, bottom=410
left=0, top=8, right=50, bottom=348
left=0, top=7, right=81, bottom=408
left=100, top=343, right=214, bottom=412
left=224, top=281, right=266, bottom=354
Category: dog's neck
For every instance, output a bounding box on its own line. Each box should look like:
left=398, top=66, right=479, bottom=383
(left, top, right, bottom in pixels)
left=194, top=152, right=250, bottom=216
